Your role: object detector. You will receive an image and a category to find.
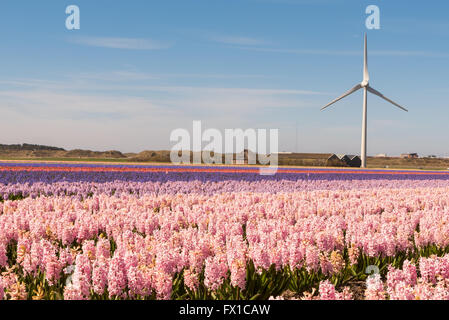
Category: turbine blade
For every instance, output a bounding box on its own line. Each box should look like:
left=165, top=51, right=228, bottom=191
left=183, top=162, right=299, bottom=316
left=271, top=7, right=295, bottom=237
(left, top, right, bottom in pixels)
left=367, top=87, right=408, bottom=112
left=321, top=84, right=362, bottom=111
left=364, top=33, right=369, bottom=82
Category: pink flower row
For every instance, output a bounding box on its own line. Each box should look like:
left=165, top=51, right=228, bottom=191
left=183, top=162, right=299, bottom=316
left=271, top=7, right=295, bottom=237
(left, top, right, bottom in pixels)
left=1, top=185, right=449, bottom=299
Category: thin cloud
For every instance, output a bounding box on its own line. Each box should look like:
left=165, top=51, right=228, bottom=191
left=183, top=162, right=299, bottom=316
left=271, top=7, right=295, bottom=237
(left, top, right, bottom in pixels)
left=0, top=89, right=180, bottom=126
left=133, top=85, right=323, bottom=96
left=159, top=73, right=272, bottom=79
left=180, top=28, right=270, bottom=46
left=75, top=71, right=159, bottom=81
left=68, top=36, right=172, bottom=50
left=210, top=35, right=268, bottom=46
left=0, top=77, right=325, bottom=129
left=72, top=72, right=271, bottom=82
left=371, top=50, right=449, bottom=58
left=238, top=47, right=359, bottom=56
left=0, top=78, right=324, bottom=96
left=235, top=46, right=449, bottom=58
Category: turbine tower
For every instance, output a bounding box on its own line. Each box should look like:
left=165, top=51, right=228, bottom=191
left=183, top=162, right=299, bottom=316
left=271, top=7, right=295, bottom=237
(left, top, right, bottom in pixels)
left=321, top=34, right=408, bottom=168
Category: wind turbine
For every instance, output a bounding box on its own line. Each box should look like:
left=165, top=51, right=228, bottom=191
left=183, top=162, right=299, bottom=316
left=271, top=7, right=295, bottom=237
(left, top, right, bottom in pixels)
left=321, top=34, right=408, bottom=168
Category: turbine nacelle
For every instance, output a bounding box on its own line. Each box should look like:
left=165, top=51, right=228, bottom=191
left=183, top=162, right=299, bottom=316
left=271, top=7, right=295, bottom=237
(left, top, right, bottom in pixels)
left=361, top=80, right=369, bottom=88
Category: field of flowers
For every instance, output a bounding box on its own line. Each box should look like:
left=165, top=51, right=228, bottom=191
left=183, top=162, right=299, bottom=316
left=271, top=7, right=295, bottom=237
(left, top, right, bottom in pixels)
left=1, top=162, right=449, bottom=300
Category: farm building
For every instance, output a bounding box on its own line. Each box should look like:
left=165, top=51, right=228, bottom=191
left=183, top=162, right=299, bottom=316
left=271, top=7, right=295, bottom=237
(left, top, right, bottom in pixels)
left=400, top=153, right=419, bottom=159
left=327, top=154, right=362, bottom=168
left=345, top=155, right=362, bottom=167
left=337, top=154, right=362, bottom=167
left=326, top=154, right=346, bottom=166
left=336, top=154, right=351, bottom=164
left=375, top=153, right=387, bottom=158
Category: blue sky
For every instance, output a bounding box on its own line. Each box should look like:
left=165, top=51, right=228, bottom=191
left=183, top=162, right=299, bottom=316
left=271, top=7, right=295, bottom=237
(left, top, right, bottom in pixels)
left=0, top=0, right=448, bottom=156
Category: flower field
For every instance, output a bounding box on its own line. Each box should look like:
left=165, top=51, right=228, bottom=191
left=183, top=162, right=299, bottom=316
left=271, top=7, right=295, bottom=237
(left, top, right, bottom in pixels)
left=1, top=162, right=449, bottom=300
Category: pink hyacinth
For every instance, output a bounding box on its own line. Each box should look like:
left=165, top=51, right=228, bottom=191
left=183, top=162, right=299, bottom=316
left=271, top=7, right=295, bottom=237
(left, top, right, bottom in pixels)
left=45, top=253, right=62, bottom=285
left=204, top=254, right=228, bottom=291
left=183, top=268, right=199, bottom=292
left=319, top=253, right=333, bottom=276
left=389, top=281, right=415, bottom=300
left=82, top=240, right=96, bottom=261
left=305, top=246, right=320, bottom=273
left=59, top=247, right=73, bottom=268
left=95, top=237, right=111, bottom=259
left=74, top=254, right=92, bottom=283
left=318, top=280, right=336, bottom=300
left=0, top=243, right=7, bottom=268
left=107, top=254, right=127, bottom=299
left=127, top=265, right=145, bottom=298
left=365, top=274, right=386, bottom=300
left=70, top=254, right=93, bottom=299
left=29, top=241, right=43, bottom=273
left=92, top=256, right=109, bottom=295
left=348, top=245, right=360, bottom=266
left=42, top=241, right=63, bottom=285
left=63, top=283, right=86, bottom=300
left=154, top=270, right=173, bottom=300
left=335, top=287, right=353, bottom=300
